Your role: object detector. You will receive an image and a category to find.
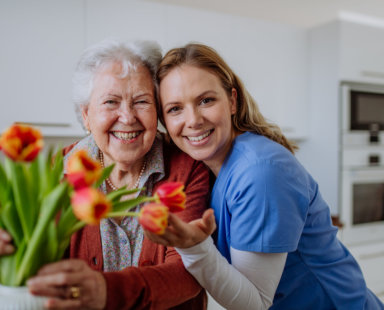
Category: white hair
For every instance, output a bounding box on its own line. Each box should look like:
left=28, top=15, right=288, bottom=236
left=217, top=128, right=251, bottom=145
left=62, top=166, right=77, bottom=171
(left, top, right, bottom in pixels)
left=72, top=39, right=162, bottom=124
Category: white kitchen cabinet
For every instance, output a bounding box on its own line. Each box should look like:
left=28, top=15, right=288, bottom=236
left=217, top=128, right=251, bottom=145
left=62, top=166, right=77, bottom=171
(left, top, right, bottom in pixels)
left=300, top=20, right=384, bottom=302
left=339, top=21, right=384, bottom=84
left=230, top=17, right=308, bottom=139
left=0, top=0, right=86, bottom=137
left=163, top=5, right=234, bottom=54
left=301, top=19, right=384, bottom=213
left=347, top=241, right=384, bottom=300
left=163, top=5, right=308, bottom=139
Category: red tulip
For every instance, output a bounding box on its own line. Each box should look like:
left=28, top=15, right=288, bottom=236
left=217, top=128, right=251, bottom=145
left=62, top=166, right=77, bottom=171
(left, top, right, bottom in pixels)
left=66, top=150, right=102, bottom=190
left=0, top=124, right=43, bottom=162
left=139, top=203, right=169, bottom=235
left=71, top=187, right=111, bottom=225
left=154, top=182, right=186, bottom=212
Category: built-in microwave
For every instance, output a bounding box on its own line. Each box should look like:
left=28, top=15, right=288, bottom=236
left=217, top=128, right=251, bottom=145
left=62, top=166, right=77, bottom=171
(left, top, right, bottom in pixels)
left=340, top=81, right=384, bottom=246
left=341, top=82, right=384, bottom=146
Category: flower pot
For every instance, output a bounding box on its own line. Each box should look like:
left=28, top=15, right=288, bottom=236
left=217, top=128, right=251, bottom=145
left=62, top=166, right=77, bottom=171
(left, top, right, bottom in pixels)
left=0, top=284, right=47, bottom=310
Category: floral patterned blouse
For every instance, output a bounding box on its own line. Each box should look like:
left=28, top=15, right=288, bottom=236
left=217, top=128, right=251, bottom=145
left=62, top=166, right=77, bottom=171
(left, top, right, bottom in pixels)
left=63, top=133, right=165, bottom=270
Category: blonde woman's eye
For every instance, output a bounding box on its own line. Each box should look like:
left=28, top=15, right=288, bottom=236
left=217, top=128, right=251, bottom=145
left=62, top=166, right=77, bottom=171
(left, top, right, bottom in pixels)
left=201, top=98, right=214, bottom=105
left=167, top=106, right=181, bottom=114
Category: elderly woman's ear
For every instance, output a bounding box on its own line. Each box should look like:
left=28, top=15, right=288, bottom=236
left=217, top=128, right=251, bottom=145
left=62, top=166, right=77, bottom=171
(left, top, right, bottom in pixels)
left=81, top=106, right=90, bottom=134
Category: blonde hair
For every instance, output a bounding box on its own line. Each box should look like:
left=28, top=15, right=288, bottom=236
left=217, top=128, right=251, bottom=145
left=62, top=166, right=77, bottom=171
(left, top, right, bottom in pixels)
left=156, top=43, right=297, bottom=154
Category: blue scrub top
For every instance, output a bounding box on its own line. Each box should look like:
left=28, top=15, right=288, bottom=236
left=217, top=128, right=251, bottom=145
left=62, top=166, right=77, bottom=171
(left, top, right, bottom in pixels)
left=211, top=132, right=383, bottom=309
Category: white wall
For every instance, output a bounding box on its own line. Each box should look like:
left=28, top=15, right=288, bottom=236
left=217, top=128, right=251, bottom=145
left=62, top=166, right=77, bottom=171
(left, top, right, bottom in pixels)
left=0, top=0, right=309, bottom=140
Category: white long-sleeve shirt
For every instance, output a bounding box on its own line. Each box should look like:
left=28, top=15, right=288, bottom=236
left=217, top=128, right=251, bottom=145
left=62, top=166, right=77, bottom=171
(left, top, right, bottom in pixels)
left=176, top=237, right=287, bottom=310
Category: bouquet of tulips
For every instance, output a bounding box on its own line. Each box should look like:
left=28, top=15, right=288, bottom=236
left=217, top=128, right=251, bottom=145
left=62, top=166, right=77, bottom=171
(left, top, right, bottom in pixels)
left=0, top=124, right=186, bottom=287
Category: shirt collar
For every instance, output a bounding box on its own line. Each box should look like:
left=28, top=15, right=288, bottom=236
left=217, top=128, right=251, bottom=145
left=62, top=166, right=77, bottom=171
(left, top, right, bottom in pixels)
left=63, top=133, right=165, bottom=190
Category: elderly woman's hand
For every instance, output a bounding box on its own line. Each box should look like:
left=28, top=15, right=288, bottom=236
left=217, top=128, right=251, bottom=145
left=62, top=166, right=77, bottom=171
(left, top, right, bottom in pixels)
left=144, top=209, right=216, bottom=249
left=27, top=259, right=106, bottom=310
left=0, top=228, right=15, bottom=256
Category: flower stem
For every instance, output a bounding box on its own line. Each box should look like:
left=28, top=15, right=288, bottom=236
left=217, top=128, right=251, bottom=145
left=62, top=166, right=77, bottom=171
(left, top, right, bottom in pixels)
left=107, top=211, right=139, bottom=218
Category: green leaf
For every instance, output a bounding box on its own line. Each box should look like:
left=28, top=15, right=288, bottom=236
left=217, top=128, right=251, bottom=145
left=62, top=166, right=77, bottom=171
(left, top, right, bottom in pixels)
left=37, top=151, right=49, bottom=196
left=0, top=252, right=18, bottom=286
left=56, top=204, right=78, bottom=242
left=107, top=211, right=138, bottom=218
left=38, top=148, right=56, bottom=197
left=16, top=182, right=69, bottom=285
left=7, top=160, right=34, bottom=241
left=94, top=164, right=114, bottom=189
left=0, top=163, right=10, bottom=207
left=42, top=222, right=59, bottom=264
left=0, top=239, right=27, bottom=286
left=28, top=158, right=40, bottom=208
left=51, top=148, right=64, bottom=184
left=107, top=187, right=144, bottom=203
left=110, top=196, right=150, bottom=213
left=1, top=201, right=23, bottom=247
left=64, top=221, right=86, bottom=240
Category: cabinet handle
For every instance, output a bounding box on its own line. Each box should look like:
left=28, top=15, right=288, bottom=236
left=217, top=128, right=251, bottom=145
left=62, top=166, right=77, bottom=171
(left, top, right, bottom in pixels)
left=361, top=70, right=384, bottom=79
left=376, top=290, right=384, bottom=298
left=359, top=251, right=384, bottom=260
left=15, top=122, right=70, bottom=128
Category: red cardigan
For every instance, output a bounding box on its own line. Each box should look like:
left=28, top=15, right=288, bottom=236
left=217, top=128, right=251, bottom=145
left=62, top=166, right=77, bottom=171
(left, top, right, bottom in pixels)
left=64, top=141, right=210, bottom=309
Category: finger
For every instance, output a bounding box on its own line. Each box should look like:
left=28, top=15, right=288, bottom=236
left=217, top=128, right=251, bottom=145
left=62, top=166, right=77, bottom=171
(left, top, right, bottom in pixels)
left=0, top=229, right=12, bottom=241
left=28, top=283, right=68, bottom=299
left=28, top=273, right=89, bottom=303
left=144, top=230, right=173, bottom=246
left=0, top=241, right=15, bottom=255
left=45, top=297, right=82, bottom=310
left=36, top=259, right=86, bottom=276
left=28, top=272, right=74, bottom=291
left=167, top=213, right=190, bottom=237
left=199, top=209, right=216, bottom=234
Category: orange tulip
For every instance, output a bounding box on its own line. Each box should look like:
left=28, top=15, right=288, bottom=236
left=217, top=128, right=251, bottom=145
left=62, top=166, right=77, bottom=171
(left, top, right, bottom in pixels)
left=0, top=124, right=43, bottom=162
left=66, top=150, right=102, bottom=190
left=71, top=187, right=111, bottom=225
left=139, top=203, right=169, bottom=235
left=154, top=182, right=186, bottom=212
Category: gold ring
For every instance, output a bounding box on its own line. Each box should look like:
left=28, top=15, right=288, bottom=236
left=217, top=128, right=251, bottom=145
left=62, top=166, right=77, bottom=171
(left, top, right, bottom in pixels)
left=69, top=286, right=80, bottom=299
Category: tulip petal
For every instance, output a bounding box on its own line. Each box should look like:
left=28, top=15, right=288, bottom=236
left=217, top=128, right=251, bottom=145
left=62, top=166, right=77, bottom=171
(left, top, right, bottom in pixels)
left=0, top=124, right=43, bottom=162
left=139, top=203, right=169, bottom=234
left=154, top=182, right=186, bottom=212
left=71, top=188, right=111, bottom=225
left=66, top=150, right=102, bottom=190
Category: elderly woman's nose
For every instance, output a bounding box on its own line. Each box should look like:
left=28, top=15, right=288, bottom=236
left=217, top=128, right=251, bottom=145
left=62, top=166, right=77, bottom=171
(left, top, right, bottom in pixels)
left=118, top=104, right=137, bottom=124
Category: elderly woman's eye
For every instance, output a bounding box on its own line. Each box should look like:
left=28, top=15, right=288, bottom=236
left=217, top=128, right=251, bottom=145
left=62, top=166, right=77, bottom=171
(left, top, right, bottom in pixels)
left=135, top=100, right=149, bottom=105
left=105, top=100, right=117, bottom=105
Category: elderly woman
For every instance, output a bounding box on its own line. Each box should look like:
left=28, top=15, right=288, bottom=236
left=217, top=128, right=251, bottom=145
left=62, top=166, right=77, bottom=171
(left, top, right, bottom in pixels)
left=0, top=40, right=210, bottom=309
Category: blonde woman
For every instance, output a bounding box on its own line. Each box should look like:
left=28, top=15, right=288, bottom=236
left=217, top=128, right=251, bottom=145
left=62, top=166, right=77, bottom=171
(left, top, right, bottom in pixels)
left=145, top=43, right=384, bottom=310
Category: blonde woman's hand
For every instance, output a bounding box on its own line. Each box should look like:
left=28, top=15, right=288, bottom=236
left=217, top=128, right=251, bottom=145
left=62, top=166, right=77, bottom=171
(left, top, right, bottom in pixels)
left=0, top=228, right=14, bottom=256
left=144, top=209, right=216, bottom=248
left=27, top=259, right=106, bottom=310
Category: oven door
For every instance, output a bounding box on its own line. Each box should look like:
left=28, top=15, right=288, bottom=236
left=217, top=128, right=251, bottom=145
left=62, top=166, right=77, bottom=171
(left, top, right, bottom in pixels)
left=341, top=167, right=384, bottom=246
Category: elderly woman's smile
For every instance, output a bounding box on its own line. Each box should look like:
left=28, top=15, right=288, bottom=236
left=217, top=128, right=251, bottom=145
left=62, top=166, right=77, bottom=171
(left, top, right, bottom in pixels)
left=82, top=62, right=158, bottom=168
left=111, top=130, right=142, bottom=141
